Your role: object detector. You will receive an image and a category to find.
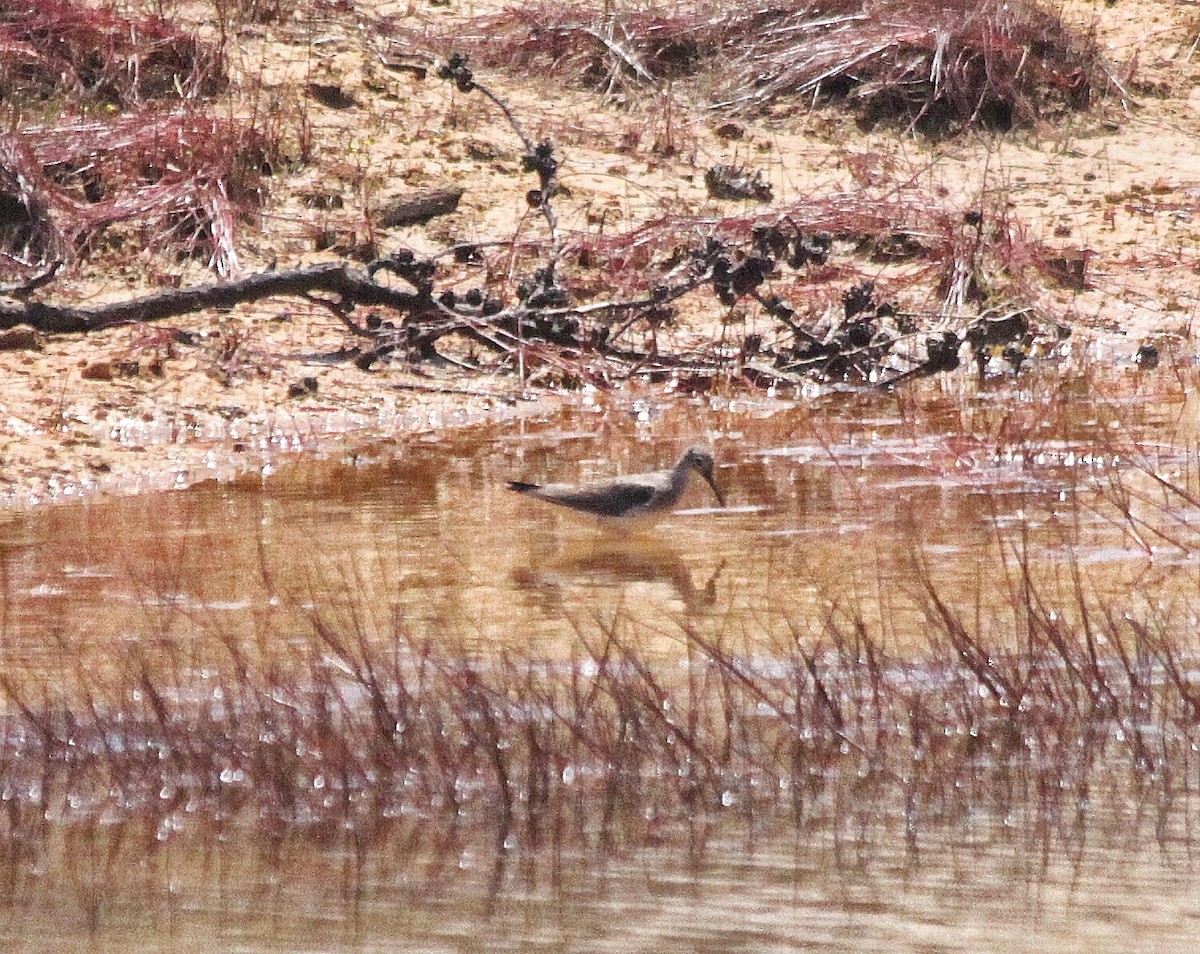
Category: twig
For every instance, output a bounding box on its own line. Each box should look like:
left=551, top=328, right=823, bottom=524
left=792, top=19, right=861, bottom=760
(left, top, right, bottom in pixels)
left=0, top=259, right=63, bottom=298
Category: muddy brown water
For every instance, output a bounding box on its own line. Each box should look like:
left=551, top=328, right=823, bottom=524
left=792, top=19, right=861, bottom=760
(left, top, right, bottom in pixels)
left=2, top=371, right=1200, bottom=951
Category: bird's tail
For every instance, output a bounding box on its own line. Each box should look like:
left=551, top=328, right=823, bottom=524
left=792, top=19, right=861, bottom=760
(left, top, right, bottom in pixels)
left=507, top=481, right=542, bottom=494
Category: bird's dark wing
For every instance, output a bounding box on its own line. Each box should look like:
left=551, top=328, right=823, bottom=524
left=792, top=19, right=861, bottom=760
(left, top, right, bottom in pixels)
left=508, top=476, right=660, bottom=518
left=559, top=481, right=657, bottom=517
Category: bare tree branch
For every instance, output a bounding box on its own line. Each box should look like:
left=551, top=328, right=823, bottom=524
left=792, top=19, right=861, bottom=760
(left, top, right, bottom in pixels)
left=0, top=261, right=427, bottom=334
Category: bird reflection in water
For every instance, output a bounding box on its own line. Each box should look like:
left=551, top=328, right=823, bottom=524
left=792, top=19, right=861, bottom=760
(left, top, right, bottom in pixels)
left=511, top=535, right=725, bottom=614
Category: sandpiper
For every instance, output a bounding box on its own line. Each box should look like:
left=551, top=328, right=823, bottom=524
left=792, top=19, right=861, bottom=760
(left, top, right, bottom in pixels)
left=508, top=446, right=726, bottom=520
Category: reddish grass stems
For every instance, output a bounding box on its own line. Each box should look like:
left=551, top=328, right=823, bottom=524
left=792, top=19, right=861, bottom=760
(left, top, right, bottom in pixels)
left=0, top=112, right=269, bottom=277
left=562, top=190, right=1066, bottom=354
left=2, top=558, right=1200, bottom=914
left=0, top=1, right=262, bottom=278
left=0, top=0, right=223, bottom=110
left=710, top=0, right=1116, bottom=128
left=568, top=191, right=950, bottom=293
left=389, top=0, right=1122, bottom=131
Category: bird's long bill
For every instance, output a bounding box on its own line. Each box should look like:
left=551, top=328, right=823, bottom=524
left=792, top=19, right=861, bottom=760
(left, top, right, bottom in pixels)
left=703, top=472, right=726, bottom=507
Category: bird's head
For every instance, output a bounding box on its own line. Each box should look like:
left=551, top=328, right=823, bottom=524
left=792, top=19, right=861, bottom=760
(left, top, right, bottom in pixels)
left=683, top=446, right=725, bottom=507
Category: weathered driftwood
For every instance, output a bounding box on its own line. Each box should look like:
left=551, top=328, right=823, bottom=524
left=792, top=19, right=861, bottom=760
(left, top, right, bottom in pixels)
left=376, top=186, right=465, bottom=228
left=0, top=261, right=428, bottom=334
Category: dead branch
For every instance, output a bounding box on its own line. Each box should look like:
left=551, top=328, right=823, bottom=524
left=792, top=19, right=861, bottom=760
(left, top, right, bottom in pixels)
left=0, top=259, right=430, bottom=334
left=376, top=186, right=465, bottom=228
left=435, top=54, right=563, bottom=263
left=0, top=260, right=63, bottom=298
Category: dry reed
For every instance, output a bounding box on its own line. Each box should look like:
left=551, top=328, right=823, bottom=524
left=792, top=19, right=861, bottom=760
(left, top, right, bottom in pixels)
left=388, top=0, right=1124, bottom=131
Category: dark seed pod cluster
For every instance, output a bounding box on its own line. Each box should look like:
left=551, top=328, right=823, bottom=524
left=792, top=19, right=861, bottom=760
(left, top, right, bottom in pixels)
left=705, top=164, right=774, bottom=202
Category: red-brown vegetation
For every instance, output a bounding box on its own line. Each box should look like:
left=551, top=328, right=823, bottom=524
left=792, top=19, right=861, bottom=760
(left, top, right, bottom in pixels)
left=0, top=547, right=1197, bottom=901
left=389, top=0, right=1125, bottom=131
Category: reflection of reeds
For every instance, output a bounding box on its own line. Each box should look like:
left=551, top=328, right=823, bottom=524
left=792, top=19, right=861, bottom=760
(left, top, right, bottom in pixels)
left=2, top=545, right=1200, bottom=914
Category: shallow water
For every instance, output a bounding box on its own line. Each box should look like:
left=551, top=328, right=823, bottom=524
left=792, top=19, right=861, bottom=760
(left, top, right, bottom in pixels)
left=2, top=373, right=1196, bottom=661
left=3, top=830, right=1200, bottom=953
left=2, top=371, right=1200, bottom=950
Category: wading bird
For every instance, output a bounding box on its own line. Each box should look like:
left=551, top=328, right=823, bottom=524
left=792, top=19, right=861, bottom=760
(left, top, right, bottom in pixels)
left=508, top=446, right=726, bottom=520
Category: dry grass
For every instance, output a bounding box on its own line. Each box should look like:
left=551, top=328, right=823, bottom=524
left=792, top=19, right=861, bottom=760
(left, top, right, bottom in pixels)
left=389, top=0, right=1125, bottom=132
left=0, top=0, right=275, bottom=277
left=3, top=111, right=271, bottom=275
left=0, top=0, right=223, bottom=109
left=0, top=0, right=1118, bottom=394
